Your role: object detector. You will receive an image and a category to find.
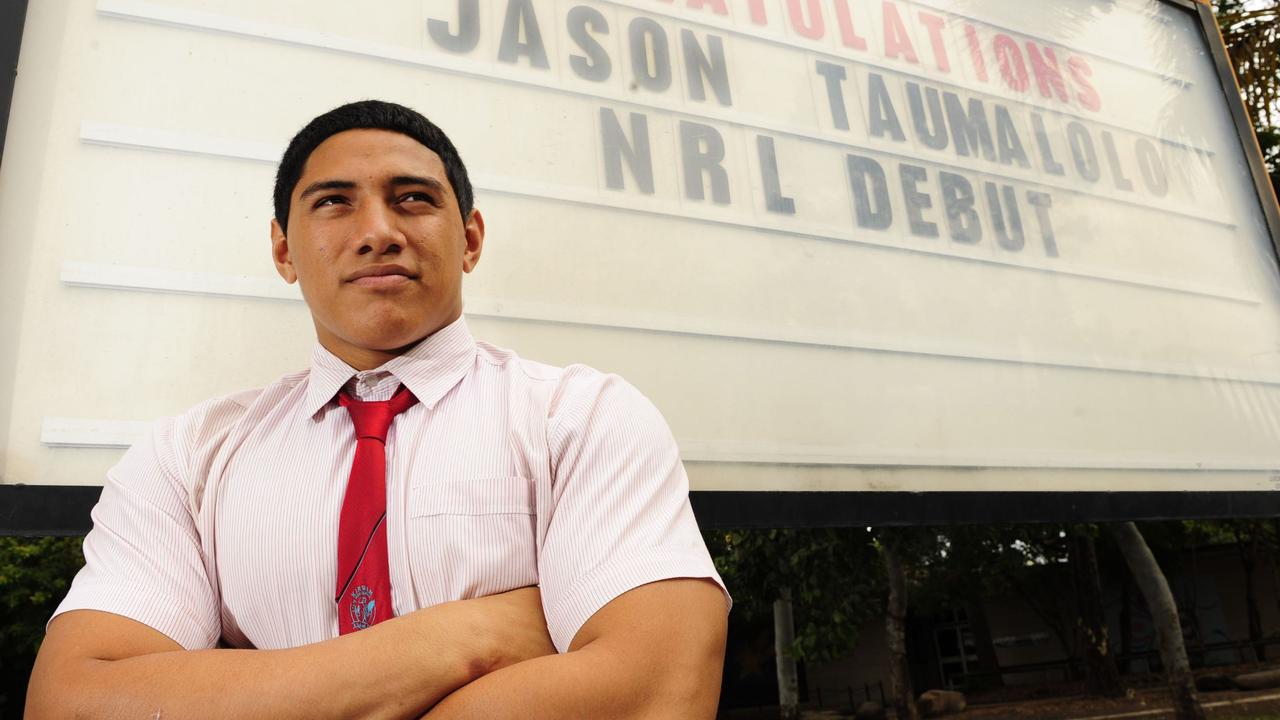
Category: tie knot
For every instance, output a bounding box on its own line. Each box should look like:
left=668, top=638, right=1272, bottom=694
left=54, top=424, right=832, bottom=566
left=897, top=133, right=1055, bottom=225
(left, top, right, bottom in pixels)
left=338, top=384, right=419, bottom=442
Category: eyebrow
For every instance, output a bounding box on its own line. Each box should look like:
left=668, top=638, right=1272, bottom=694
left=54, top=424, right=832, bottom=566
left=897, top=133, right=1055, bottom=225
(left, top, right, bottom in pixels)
left=297, top=176, right=448, bottom=201
left=390, top=176, right=448, bottom=195
left=298, top=179, right=356, bottom=201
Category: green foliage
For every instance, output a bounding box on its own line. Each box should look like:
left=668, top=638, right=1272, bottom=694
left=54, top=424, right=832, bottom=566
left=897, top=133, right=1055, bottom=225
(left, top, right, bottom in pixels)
left=705, top=527, right=884, bottom=663
left=1257, top=125, right=1280, bottom=199
left=1213, top=0, right=1280, bottom=198
left=0, top=536, right=86, bottom=712
left=911, top=524, right=1080, bottom=658
left=871, top=526, right=950, bottom=607
left=1134, top=518, right=1278, bottom=563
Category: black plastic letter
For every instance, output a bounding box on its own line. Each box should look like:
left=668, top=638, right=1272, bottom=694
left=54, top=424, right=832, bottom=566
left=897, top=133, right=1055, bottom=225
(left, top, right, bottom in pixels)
left=846, top=155, right=892, bottom=230
left=568, top=6, right=611, bottom=82
left=680, top=121, right=731, bottom=204
left=428, top=0, right=480, bottom=53
left=600, top=108, right=655, bottom=194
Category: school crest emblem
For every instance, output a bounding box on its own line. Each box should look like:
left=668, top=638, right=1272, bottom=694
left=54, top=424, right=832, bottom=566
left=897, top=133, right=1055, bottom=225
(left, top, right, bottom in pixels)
left=350, top=585, right=376, bottom=630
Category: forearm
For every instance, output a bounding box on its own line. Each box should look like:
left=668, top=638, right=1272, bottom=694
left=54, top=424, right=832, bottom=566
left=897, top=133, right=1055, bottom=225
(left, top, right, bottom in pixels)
left=29, top=606, right=484, bottom=720
left=423, top=637, right=722, bottom=720
left=424, top=645, right=649, bottom=720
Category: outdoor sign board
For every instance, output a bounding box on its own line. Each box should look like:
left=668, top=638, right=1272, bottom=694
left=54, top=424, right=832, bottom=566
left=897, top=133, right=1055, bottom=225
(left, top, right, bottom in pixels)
left=1, top=0, right=1279, bottom=531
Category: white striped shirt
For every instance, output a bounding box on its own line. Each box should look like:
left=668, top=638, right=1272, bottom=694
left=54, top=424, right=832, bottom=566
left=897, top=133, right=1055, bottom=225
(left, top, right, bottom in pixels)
left=54, top=316, right=729, bottom=652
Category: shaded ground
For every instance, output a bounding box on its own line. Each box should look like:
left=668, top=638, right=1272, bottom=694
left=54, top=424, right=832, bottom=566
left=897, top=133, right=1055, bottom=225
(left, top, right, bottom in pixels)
left=958, top=688, right=1280, bottom=720
left=722, top=690, right=1280, bottom=719
left=721, top=663, right=1280, bottom=719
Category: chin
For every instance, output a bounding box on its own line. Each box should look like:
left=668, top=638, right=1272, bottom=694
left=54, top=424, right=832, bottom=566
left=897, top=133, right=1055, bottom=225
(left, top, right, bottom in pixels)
left=361, top=328, right=434, bottom=352
left=318, top=303, right=455, bottom=354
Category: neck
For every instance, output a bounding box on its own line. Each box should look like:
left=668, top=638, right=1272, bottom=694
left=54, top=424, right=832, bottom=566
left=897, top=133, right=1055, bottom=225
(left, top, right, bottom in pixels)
left=325, top=344, right=409, bottom=372
left=312, top=312, right=462, bottom=371
left=315, top=329, right=436, bottom=373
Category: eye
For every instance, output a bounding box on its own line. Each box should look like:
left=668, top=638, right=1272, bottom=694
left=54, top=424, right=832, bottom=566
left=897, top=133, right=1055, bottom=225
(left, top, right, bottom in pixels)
left=399, top=191, right=441, bottom=207
left=314, top=195, right=348, bottom=208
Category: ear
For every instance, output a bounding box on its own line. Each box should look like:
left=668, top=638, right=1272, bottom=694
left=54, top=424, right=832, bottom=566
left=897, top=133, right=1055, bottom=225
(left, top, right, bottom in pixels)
left=461, top=207, right=485, bottom=274
left=271, top=218, right=298, bottom=284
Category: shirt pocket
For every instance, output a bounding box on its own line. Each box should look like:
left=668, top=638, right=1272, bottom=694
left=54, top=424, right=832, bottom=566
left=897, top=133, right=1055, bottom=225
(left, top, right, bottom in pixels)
left=411, top=476, right=536, bottom=517
left=405, top=477, right=538, bottom=604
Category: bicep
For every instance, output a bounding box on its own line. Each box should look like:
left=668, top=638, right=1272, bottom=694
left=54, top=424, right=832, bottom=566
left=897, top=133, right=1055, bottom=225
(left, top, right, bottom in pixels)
left=42, top=609, right=185, bottom=662
left=571, top=577, right=728, bottom=685
left=573, top=573, right=732, bottom=661
left=27, top=610, right=184, bottom=716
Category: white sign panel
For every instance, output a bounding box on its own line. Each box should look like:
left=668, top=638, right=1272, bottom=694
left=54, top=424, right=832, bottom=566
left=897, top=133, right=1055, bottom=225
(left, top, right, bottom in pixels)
left=2, top=0, right=1279, bottom=493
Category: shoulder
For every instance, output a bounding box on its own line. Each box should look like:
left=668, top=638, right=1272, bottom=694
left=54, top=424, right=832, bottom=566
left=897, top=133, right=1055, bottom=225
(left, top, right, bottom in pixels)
left=169, top=369, right=305, bottom=435
left=160, top=369, right=308, bottom=472
left=546, top=366, right=670, bottom=451
left=474, top=340, right=561, bottom=381
left=473, top=341, right=656, bottom=425
left=548, top=365, right=654, bottom=425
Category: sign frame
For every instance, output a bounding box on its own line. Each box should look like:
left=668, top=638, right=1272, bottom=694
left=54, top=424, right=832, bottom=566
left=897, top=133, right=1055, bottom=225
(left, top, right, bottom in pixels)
left=0, top=0, right=27, bottom=170
left=2, top=0, right=1280, bottom=534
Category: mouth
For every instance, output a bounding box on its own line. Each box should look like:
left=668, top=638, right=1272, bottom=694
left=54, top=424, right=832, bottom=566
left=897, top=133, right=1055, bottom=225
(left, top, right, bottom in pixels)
left=346, top=264, right=418, bottom=288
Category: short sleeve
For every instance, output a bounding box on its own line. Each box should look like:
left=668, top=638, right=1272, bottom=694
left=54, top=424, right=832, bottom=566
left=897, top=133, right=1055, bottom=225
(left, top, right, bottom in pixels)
left=538, top=367, right=731, bottom=652
left=51, top=415, right=221, bottom=650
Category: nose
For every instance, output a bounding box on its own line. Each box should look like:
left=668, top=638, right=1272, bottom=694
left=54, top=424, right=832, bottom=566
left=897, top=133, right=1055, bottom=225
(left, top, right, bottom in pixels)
left=354, top=200, right=404, bottom=257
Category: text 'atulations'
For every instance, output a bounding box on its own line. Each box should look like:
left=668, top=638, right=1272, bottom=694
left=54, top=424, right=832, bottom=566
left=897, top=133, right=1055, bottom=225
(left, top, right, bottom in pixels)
left=427, top=0, right=1104, bottom=113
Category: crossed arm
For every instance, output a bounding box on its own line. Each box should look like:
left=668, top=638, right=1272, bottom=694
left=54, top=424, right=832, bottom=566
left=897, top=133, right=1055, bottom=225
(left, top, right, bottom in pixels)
left=26, top=577, right=727, bottom=720
left=425, top=578, right=727, bottom=719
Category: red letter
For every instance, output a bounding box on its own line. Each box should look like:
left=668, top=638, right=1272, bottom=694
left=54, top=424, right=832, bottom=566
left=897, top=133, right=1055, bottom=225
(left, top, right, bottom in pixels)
left=994, top=34, right=1028, bottom=93
left=882, top=2, right=918, bottom=64
left=964, top=24, right=987, bottom=82
left=746, top=0, right=768, bottom=25
left=688, top=0, right=729, bottom=13
left=917, top=12, right=950, bottom=72
left=832, top=0, right=868, bottom=51
left=1068, top=55, right=1101, bottom=112
left=787, top=0, right=825, bottom=39
left=1026, top=42, right=1069, bottom=102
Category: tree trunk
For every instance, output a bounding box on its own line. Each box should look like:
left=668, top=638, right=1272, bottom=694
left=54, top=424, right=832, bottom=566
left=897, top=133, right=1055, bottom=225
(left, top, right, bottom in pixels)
left=774, top=586, right=800, bottom=720
left=882, top=533, right=919, bottom=720
left=1185, top=543, right=1206, bottom=667
left=1119, top=572, right=1133, bottom=675
left=1269, top=518, right=1280, bottom=619
left=1071, top=529, right=1124, bottom=697
left=1110, top=522, right=1206, bottom=720
left=1234, top=524, right=1265, bottom=662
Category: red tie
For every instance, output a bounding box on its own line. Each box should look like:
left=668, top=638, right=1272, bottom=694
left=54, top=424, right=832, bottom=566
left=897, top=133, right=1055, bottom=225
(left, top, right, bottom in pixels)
left=335, top=383, right=418, bottom=634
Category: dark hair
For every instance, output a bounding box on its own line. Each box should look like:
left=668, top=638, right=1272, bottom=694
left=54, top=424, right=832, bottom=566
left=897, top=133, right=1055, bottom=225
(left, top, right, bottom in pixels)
left=273, top=100, right=473, bottom=231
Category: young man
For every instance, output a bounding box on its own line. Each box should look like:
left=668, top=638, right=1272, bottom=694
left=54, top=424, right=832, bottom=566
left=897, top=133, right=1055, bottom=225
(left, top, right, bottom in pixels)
left=27, top=100, right=729, bottom=719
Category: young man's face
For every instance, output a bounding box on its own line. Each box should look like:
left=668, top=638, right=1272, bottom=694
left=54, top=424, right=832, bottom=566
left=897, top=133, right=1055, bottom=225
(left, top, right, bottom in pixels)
left=270, top=129, right=483, bottom=365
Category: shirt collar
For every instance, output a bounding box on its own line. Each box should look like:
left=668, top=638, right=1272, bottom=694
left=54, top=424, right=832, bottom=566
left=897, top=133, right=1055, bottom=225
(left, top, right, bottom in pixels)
left=303, top=315, right=478, bottom=417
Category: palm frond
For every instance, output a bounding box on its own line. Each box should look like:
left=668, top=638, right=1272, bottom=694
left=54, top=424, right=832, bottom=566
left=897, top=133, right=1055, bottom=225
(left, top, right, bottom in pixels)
left=1215, top=0, right=1280, bottom=128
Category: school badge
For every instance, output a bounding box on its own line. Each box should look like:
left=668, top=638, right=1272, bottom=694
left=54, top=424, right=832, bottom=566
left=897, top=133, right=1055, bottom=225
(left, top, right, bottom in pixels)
left=349, top=585, right=376, bottom=630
